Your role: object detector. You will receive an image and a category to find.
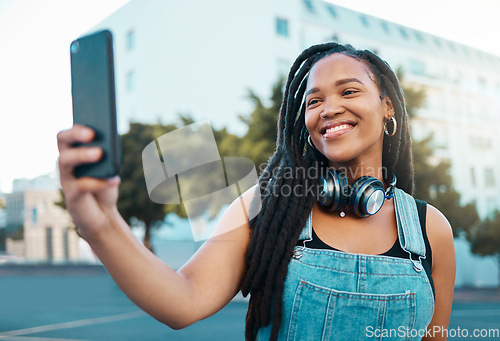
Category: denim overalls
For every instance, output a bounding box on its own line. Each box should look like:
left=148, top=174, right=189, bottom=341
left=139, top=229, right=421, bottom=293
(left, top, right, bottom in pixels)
left=256, top=188, right=435, bottom=341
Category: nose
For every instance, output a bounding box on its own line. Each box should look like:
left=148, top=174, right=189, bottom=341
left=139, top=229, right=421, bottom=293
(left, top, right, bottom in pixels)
left=320, top=100, right=344, bottom=119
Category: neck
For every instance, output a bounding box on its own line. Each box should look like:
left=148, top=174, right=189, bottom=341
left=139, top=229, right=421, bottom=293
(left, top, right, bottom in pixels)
left=329, top=161, right=385, bottom=185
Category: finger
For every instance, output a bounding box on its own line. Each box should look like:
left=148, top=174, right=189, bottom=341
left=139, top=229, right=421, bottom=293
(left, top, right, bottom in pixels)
left=57, top=125, right=95, bottom=152
left=58, top=147, right=103, bottom=176
left=75, top=176, right=120, bottom=193
left=62, top=177, right=119, bottom=205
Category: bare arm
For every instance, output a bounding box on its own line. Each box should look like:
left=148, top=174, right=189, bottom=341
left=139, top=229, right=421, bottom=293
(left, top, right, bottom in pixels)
left=57, top=125, right=255, bottom=329
left=423, top=204, right=456, bottom=341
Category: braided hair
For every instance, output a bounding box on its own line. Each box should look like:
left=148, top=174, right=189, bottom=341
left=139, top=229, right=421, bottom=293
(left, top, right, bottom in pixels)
left=241, top=42, right=414, bottom=340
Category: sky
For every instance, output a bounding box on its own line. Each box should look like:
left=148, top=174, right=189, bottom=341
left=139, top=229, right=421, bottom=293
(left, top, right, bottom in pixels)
left=0, top=0, right=499, bottom=193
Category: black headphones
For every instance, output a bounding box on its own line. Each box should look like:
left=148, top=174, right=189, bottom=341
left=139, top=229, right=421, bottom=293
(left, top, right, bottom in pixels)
left=317, top=170, right=396, bottom=218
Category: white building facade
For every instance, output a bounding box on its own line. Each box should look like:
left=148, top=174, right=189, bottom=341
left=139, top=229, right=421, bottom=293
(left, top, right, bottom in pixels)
left=3, top=174, right=93, bottom=263
left=90, top=0, right=500, bottom=286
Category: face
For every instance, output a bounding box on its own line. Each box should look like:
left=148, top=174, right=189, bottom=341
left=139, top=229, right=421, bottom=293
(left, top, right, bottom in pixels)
left=304, top=53, right=394, bottom=168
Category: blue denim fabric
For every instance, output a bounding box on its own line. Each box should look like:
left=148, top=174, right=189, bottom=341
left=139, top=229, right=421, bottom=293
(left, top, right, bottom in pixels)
left=256, top=188, right=435, bottom=340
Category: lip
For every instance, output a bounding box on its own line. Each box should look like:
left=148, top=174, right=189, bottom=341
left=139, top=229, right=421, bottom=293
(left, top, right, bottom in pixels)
left=319, top=120, right=357, bottom=139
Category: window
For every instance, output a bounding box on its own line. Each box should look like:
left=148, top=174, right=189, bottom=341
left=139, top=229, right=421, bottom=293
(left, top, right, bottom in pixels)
left=381, top=21, right=390, bottom=33
left=46, top=227, right=53, bottom=261
left=470, top=136, right=492, bottom=150
left=360, top=15, right=369, bottom=27
left=126, top=30, right=135, bottom=50
left=276, top=18, right=289, bottom=37
left=399, top=27, right=408, bottom=39
left=414, top=31, right=424, bottom=43
left=32, top=208, right=37, bottom=225
left=409, top=59, right=425, bottom=76
left=327, top=5, right=337, bottom=18
left=303, top=0, right=314, bottom=12
left=485, top=168, right=495, bottom=186
left=63, top=229, right=70, bottom=260
left=477, top=76, right=487, bottom=90
left=126, top=70, right=136, bottom=91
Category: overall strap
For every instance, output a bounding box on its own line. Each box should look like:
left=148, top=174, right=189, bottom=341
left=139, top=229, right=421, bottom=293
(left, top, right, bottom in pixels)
left=297, top=210, right=313, bottom=241
left=393, top=188, right=427, bottom=270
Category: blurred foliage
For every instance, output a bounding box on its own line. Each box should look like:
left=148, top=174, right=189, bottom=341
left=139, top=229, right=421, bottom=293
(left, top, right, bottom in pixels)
left=411, top=136, right=479, bottom=236
left=399, top=71, right=480, bottom=237
left=468, top=210, right=500, bottom=257
left=55, top=189, right=66, bottom=210
left=235, top=78, right=283, bottom=169
left=118, top=121, right=179, bottom=252
left=466, top=211, right=500, bottom=286
left=397, top=68, right=426, bottom=119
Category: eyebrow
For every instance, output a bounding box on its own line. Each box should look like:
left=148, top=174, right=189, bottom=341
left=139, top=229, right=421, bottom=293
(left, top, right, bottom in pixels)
left=304, top=78, right=365, bottom=98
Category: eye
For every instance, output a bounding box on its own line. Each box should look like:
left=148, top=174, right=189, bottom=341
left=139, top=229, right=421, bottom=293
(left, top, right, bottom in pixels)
left=342, top=89, right=358, bottom=96
left=307, top=98, right=321, bottom=107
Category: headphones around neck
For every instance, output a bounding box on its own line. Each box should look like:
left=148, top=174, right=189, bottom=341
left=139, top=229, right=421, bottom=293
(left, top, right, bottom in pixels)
left=317, top=170, right=396, bottom=218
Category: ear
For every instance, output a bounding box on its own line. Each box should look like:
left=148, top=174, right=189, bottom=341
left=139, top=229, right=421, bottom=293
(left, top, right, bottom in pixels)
left=383, top=96, right=395, bottom=120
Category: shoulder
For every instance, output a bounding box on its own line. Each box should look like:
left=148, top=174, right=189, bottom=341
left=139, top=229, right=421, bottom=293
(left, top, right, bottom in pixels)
left=425, top=204, right=453, bottom=242
left=224, top=184, right=260, bottom=219
left=210, top=184, right=259, bottom=238
left=424, top=204, right=455, bottom=270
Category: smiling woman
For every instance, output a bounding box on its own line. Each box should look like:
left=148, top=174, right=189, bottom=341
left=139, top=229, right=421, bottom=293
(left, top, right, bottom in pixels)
left=57, top=42, right=455, bottom=341
left=242, top=43, right=455, bottom=341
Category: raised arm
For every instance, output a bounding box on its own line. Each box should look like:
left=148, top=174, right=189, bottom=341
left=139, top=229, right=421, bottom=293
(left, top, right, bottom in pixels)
left=423, top=204, right=456, bottom=341
left=57, top=125, right=254, bottom=329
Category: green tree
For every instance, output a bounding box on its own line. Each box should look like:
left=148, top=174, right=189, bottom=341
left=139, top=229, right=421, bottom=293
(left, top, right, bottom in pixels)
left=467, top=211, right=500, bottom=288
left=400, top=72, right=480, bottom=236
left=118, top=121, right=180, bottom=252
left=411, top=136, right=479, bottom=236
left=236, top=78, right=283, bottom=169
left=398, top=68, right=426, bottom=119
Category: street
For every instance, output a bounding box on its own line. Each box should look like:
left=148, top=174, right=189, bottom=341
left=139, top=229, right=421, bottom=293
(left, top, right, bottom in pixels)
left=0, top=266, right=499, bottom=340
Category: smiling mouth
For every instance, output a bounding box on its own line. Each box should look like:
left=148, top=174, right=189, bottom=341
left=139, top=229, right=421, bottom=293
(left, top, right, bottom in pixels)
left=320, top=122, right=356, bottom=138
left=324, top=124, right=353, bottom=134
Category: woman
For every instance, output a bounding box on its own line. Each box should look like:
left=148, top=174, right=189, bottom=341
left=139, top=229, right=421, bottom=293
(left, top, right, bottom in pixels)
left=57, top=43, right=456, bottom=340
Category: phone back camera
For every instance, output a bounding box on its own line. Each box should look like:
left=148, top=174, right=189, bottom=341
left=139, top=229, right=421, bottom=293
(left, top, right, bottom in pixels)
left=70, top=41, right=79, bottom=54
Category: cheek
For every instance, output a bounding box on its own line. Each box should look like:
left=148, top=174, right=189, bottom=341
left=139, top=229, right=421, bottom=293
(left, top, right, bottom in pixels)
left=304, top=111, right=316, bottom=134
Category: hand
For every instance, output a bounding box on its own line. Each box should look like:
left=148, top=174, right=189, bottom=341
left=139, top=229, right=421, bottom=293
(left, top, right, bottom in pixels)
left=57, top=124, right=121, bottom=242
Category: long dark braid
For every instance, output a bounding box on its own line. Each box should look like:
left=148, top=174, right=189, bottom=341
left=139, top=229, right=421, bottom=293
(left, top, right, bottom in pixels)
left=241, top=42, right=414, bottom=340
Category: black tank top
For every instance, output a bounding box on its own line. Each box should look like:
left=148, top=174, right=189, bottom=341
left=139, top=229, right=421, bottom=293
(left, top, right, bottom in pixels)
left=296, top=199, right=434, bottom=296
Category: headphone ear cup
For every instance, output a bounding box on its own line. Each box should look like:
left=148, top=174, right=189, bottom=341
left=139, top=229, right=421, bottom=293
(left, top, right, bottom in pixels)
left=349, top=176, right=385, bottom=218
left=318, top=170, right=349, bottom=212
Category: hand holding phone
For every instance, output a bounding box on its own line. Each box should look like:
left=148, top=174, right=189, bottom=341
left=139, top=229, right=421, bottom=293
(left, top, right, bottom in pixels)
left=70, top=29, right=121, bottom=178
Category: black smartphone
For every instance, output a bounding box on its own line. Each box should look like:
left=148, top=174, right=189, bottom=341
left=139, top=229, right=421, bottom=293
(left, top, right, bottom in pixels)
left=70, top=29, right=121, bottom=178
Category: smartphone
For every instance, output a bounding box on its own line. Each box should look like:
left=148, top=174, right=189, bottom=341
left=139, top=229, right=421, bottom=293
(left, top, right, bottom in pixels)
left=70, top=29, right=121, bottom=178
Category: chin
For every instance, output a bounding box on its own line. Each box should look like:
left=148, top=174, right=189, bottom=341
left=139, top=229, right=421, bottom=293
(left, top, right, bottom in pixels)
left=322, top=151, right=355, bottom=165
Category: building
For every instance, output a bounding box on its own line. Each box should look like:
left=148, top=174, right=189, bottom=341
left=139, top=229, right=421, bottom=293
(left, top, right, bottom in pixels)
left=3, top=174, right=80, bottom=263
left=89, top=0, right=500, bottom=286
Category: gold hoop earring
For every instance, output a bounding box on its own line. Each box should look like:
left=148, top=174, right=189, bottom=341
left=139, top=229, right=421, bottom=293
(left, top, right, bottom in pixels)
left=307, top=135, right=316, bottom=149
left=384, top=116, right=397, bottom=137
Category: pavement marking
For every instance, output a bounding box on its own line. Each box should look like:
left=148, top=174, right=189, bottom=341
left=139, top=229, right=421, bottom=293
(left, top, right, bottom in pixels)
left=0, top=310, right=146, bottom=337
left=0, top=336, right=84, bottom=341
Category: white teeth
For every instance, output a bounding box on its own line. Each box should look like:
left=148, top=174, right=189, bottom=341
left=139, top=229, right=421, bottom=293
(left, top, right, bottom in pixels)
left=325, top=124, right=351, bottom=134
